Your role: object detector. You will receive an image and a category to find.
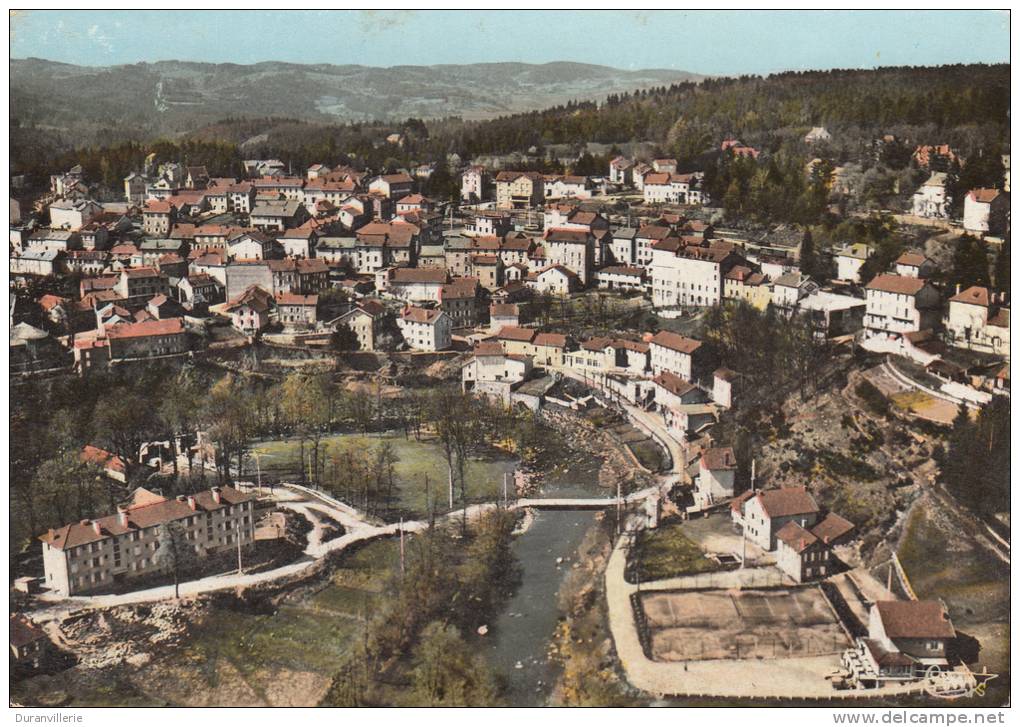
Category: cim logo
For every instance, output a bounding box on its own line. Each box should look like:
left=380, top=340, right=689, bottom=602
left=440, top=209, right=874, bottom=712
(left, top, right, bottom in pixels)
left=922, top=665, right=998, bottom=699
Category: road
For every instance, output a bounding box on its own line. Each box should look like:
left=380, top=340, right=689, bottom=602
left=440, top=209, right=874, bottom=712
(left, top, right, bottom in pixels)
left=29, top=483, right=661, bottom=621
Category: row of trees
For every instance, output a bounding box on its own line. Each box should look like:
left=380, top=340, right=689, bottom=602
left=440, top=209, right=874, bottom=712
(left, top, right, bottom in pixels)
left=11, top=361, right=551, bottom=561
left=323, top=510, right=519, bottom=706
left=941, top=399, right=1010, bottom=516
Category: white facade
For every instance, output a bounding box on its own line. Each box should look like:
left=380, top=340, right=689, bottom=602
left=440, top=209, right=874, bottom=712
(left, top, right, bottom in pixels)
left=911, top=174, right=950, bottom=219
left=398, top=309, right=452, bottom=351
left=650, top=248, right=727, bottom=308
left=864, top=276, right=941, bottom=337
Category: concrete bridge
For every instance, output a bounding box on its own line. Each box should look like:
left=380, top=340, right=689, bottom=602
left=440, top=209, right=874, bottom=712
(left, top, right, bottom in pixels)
left=515, top=486, right=659, bottom=511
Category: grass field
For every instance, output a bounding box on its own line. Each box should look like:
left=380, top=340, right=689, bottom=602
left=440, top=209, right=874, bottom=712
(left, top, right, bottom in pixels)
left=246, top=432, right=517, bottom=517
left=627, top=522, right=718, bottom=583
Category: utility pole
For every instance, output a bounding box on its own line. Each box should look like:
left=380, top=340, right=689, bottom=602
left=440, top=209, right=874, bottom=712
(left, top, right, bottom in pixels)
left=236, top=520, right=243, bottom=575
left=616, top=478, right=623, bottom=535
left=399, top=518, right=405, bottom=576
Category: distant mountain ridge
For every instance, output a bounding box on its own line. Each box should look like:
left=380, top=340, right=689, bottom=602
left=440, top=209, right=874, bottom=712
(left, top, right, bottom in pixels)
left=10, top=57, right=703, bottom=142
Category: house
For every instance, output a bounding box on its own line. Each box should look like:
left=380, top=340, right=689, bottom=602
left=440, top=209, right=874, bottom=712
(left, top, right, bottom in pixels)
left=39, top=486, right=255, bottom=596
left=81, top=444, right=129, bottom=483
left=378, top=267, right=448, bottom=303
left=115, top=267, right=170, bottom=302
left=470, top=210, right=512, bottom=237
left=124, top=172, right=149, bottom=205
left=963, top=188, right=1009, bottom=236
left=277, top=226, right=318, bottom=259
left=461, top=166, right=488, bottom=202
left=731, top=486, right=820, bottom=551
left=142, top=200, right=175, bottom=236
left=944, top=285, right=1010, bottom=357
left=532, top=332, right=568, bottom=367
left=177, top=273, right=223, bottom=310
left=650, top=238, right=744, bottom=309
left=911, top=173, right=951, bottom=219
left=843, top=601, right=956, bottom=687
left=25, top=228, right=81, bottom=254
left=10, top=614, right=49, bottom=670
left=434, top=277, right=477, bottom=329
left=610, top=228, right=637, bottom=266
left=250, top=199, right=307, bottom=232
left=275, top=293, right=318, bottom=328
left=11, top=322, right=65, bottom=372
left=489, top=303, right=520, bottom=330
left=652, top=159, right=678, bottom=174
left=398, top=306, right=452, bottom=351
left=835, top=243, right=874, bottom=283
left=268, top=258, right=329, bottom=295
left=775, top=515, right=847, bottom=582
left=469, top=254, right=504, bottom=291
left=722, top=266, right=771, bottom=309
left=608, top=156, right=634, bottom=185
left=495, top=171, right=544, bottom=209
left=544, top=175, right=592, bottom=201
left=224, top=285, right=274, bottom=334
left=226, top=181, right=257, bottom=213
left=913, top=144, right=960, bottom=172
left=327, top=299, right=386, bottom=351
left=771, top=273, right=820, bottom=313
left=529, top=264, right=581, bottom=296
left=894, top=251, right=936, bottom=279
left=253, top=175, right=304, bottom=201
left=804, top=127, right=832, bottom=144
left=652, top=372, right=710, bottom=436
left=712, top=368, right=738, bottom=408
left=797, top=291, right=867, bottom=338
left=864, top=274, right=941, bottom=339
left=104, top=317, right=189, bottom=362
left=368, top=173, right=414, bottom=200
left=49, top=198, right=101, bottom=231
left=307, top=163, right=331, bottom=181
left=632, top=162, right=652, bottom=192
left=354, top=220, right=420, bottom=272
left=11, top=250, right=63, bottom=277
left=227, top=231, right=279, bottom=261
left=543, top=228, right=594, bottom=285
left=649, top=330, right=702, bottom=380
left=596, top=265, right=645, bottom=293
left=461, top=341, right=534, bottom=405
left=693, top=447, right=737, bottom=509
left=496, top=325, right=537, bottom=356
left=643, top=172, right=707, bottom=206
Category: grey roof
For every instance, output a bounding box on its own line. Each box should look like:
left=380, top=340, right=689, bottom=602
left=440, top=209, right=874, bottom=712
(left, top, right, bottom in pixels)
left=16, top=249, right=61, bottom=261
left=250, top=200, right=302, bottom=217
left=139, top=238, right=185, bottom=251
left=11, top=322, right=49, bottom=344
left=419, top=244, right=446, bottom=257
left=317, top=236, right=357, bottom=249
left=613, top=227, right=637, bottom=239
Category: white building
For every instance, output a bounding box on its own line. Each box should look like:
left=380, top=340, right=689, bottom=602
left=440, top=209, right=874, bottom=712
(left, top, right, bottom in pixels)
left=963, top=188, right=1010, bottom=236
left=863, top=274, right=941, bottom=338
left=461, top=166, right=488, bottom=202
left=835, top=243, right=874, bottom=283
left=39, top=486, right=255, bottom=597
left=461, top=340, right=533, bottom=405
left=543, top=228, right=594, bottom=285
left=608, top=156, right=634, bottom=185
left=911, top=172, right=951, bottom=219
left=649, top=330, right=702, bottom=380
left=49, top=199, right=101, bottom=231
left=693, top=447, right=737, bottom=509
left=650, top=239, right=740, bottom=309
left=894, top=251, right=935, bottom=279
left=731, top=486, right=820, bottom=551
left=529, top=264, right=580, bottom=296
left=944, top=285, right=1010, bottom=357
left=398, top=306, right=452, bottom=351
left=596, top=265, right=645, bottom=292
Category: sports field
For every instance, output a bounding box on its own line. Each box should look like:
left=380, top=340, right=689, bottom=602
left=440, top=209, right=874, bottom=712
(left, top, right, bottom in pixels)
left=639, top=587, right=849, bottom=662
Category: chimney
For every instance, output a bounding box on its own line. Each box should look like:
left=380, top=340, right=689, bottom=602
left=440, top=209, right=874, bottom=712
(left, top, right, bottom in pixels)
left=187, top=495, right=197, bottom=511
left=117, top=505, right=129, bottom=528
left=92, top=521, right=102, bottom=536
left=956, top=283, right=961, bottom=295
left=211, top=487, right=222, bottom=504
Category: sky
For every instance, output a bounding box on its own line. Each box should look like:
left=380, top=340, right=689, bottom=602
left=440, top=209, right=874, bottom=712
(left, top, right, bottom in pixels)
left=9, top=10, right=1010, bottom=75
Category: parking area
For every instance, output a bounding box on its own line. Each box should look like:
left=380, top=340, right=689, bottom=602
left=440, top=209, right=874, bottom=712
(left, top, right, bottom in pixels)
left=639, top=586, right=849, bottom=662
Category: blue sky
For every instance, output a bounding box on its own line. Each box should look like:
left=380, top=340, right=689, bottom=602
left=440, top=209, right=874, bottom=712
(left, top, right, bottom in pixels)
left=10, top=10, right=1010, bottom=75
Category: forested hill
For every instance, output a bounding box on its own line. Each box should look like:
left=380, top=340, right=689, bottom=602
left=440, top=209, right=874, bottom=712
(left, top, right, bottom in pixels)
left=432, top=64, right=1010, bottom=159
left=13, top=64, right=1009, bottom=193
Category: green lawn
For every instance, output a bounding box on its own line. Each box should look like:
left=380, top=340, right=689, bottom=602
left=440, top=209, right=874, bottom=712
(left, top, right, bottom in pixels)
left=627, top=522, right=718, bottom=583
left=246, top=432, right=517, bottom=517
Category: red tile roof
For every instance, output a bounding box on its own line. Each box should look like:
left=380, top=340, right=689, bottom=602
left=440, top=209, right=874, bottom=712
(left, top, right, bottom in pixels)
left=653, top=371, right=696, bottom=397
left=105, top=317, right=185, bottom=340
left=776, top=521, right=820, bottom=554
left=949, top=285, right=990, bottom=307
left=497, top=325, right=537, bottom=343
left=81, top=444, right=127, bottom=475
left=755, top=487, right=819, bottom=519
left=39, top=486, right=253, bottom=550
left=701, top=447, right=736, bottom=471
left=650, top=330, right=702, bottom=354
left=810, top=513, right=855, bottom=544
left=533, top=332, right=567, bottom=348
left=875, top=601, right=956, bottom=640
left=401, top=306, right=444, bottom=324
left=865, top=274, right=927, bottom=296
